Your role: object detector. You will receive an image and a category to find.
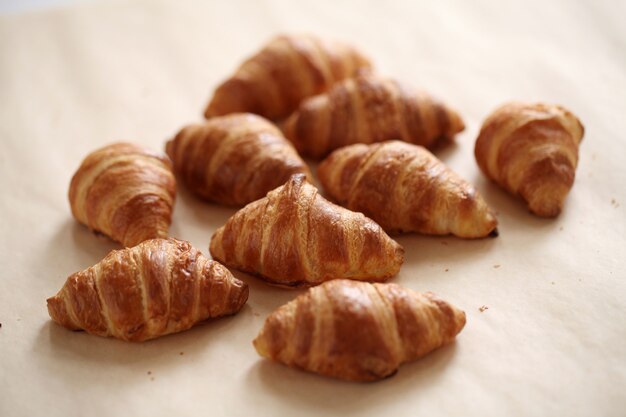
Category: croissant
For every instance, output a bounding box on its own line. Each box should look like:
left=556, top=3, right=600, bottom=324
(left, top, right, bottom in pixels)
left=69, top=142, right=176, bottom=247
left=282, top=72, right=465, bottom=159
left=210, top=174, right=404, bottom=288
left=253, top=279, right=465, bottom=382
left=47, top=238, right=249, bottom=342
left=475, top=102, right=584, bottom=217
left=166, top=113, right=311, bottom=206
left=205, top=34, right=371, bottom=120
left=318, top=141, right=498, bottom=238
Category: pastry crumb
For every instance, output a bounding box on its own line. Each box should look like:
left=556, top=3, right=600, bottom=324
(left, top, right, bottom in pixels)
left=150, top=377, right=155, bottom=381
left=559, top=226, right=564, bottom=231
left=147, top=371, right=152, bottom=375
left=444, top=268, right=449, bottom=272
left=479, top=305, right=488, bottom=312
left=611, top=198, right=620, bottom=208
left=551, top=281, right=555, bottom=285
left=493, top=264, right=501, bottom=269
left=253, top=312, right=260, bottom=317
left=179, top=352, right=184, bottom=356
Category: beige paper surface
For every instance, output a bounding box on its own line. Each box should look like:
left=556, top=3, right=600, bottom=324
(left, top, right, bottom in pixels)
left=1, top=0, right=625, bottom=416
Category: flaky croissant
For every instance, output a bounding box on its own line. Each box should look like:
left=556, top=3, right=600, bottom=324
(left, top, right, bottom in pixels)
left=283, top=72, right=465, bottom=159
left=475, top=102, right=584, bottom=217
left=205, top=34, right=371, bottom=120
left=47, top=238, right=249, bottom=342
left=69, top=142, right=176, bottom=247
left=210, top=174, right=404, bottom=288
left=253, top=279, right=465, bottom=382
left=166, top=113, right=311, bottom=206
left=318, top=141, right=498, bottom=238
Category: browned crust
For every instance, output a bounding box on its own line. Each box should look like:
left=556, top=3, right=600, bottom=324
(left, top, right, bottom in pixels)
left=283, top=73, right=465, bottom=159
left=46, top=238, right=248, bottom=342
left=317, top=141, right=497, bottom=238
left=205, top=34, right=372, bottom=120
left=68, top=142, right=176, bottom=247
left=165, top=113, right=311, bottom=206
left=253, top=280, right=466, bottom=382
left=474, top=102, right=584, bottom=217
left=209, top=174, right=404, bottom=287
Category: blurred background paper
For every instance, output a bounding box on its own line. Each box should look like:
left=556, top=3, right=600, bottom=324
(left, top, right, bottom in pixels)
left=0, top=1, right=625, bottom=416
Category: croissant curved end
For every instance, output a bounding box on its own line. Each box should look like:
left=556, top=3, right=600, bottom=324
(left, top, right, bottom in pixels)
left=252, top=334, right=270, bottom=359
left=454, top=310, right=467, bottom=336
left=47, top=294, right=80, bottom=331
left=205, top=78, right=256, bottom=119
left=232, top=279, right=251, bottom=312
left=448, top=107, right=466, bottom=135
left=526, top=183, right=569, bottom=217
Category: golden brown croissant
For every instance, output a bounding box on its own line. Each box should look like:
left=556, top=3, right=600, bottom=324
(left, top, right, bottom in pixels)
left=210, top=174, right=404, bottom=288
left=282, top=72, right=465, bottom=159
left=47, top=238, right=249, bottom=342
left=166, top=113, right=311, bottom=206
left=318, top=141, right=498, bottom=238
left=253, top=279, right=465, bottom=382
left=475, top=102, right=584, bottom=217
left=69, top=143, right=176, bottom=247
left=205, top=34, right=372, bottom=120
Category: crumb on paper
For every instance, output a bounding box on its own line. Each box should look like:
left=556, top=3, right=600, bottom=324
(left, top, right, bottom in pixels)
left=493, top=264, right=501, bottom=269
left=441, top=241, right=448, bottom=246
left=551, top=281, right=555, bottom=285
left=179, top=352, right=184, bottom=356
left=147, top=371, right=152, bottom=375
left=253, top=312, right=260, bottom=317
left=150, top=377, right=155, bottom=381
left=479, top=306, right=489, bottom=313
left=444, top=268, right=449, bottom=272
left=559, top=226, right=564, bottom=231
left=611, top=198, right=620, bottom=208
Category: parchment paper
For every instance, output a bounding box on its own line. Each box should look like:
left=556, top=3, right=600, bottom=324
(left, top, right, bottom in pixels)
left=1, top=1, right=625, bottom=416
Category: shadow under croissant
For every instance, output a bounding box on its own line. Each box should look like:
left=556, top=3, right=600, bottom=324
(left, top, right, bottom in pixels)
left=428, top=138, right=460, bottom=163
left=35, top=304, right=253, bottom=368
left=244, top=342, right=458, bottom=410
left=394, top=232, right=499, bottom=274
left=472, top=173, right=568, bottom=233
left=168, top=183, right=238, bottom=240
left=43, top=219, right=120, bottom=274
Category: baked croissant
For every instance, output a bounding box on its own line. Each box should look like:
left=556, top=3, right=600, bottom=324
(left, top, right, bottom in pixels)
left=47, top=238, right=249, bottom=342
left=205, top=34, right=372, bottom=120
left=475, top=102, right=584, bottom=217
left=69, top=142, right=176, bottom=247
left=253, top=279, right=465, bottom=382
left=210, top=174, right=404, bottom=287
left=166, top=113, right=311, bottom=206
left=282, top=72, right=465, bottom=159
left=318, top=141, right=498, bottom=238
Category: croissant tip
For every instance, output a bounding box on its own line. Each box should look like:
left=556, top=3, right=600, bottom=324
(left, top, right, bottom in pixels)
left=203, top=104, right=214, bottom=119
left=488, top=228, right=499, bottom=238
